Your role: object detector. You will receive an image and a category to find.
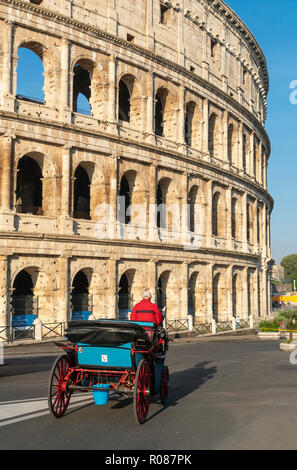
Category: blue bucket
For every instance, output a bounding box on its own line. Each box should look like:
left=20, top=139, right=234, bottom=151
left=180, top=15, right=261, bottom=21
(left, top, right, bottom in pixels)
left=92, top=384, right=110, bottom=405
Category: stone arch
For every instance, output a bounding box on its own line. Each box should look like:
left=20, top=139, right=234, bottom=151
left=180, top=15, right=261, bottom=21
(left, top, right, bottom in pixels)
left=15, top=154, right=43, bottom=216
left=72, top=58, right=96, bottom=115
left=212, top=190, right=226, bottom=238
left=208, top=112, right=221, bottom=158
left=232, top=270, right=243, bottom=318
left=154, top=85, right=178, bottom=140
left=73, top=161, right=107, bottom=220
left=212, top=270, right=227, bottom=322
left=188, top=185, right=198, bottom=233
left=185, top=101, right=202, bottom=148
left=71, top=267, right=93, bottom=319
left=16, top=42, right=45, bottom=103
left=11, top=265, right=54, bottom=324
left=118, top=169, right=137, bottom=225
left=227, top=123, right=236, bottom=164
left=117, top=267, right=144, bottom=319
left=188, top=270, right=206, bottom=322
left=16, top=39, right=59, bottom=107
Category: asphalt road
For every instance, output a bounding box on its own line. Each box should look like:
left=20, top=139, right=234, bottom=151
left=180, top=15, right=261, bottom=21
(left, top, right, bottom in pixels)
left=1, top=336, right=297, bottom=450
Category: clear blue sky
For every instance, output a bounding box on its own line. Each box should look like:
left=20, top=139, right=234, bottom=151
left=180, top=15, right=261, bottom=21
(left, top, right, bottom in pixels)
left=224, top=0, right=297, bottom=263
left=16, top=2, right=296, bottom=264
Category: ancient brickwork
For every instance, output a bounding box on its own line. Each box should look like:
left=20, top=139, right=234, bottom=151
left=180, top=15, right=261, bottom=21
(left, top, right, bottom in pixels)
left=0, top=0, right=273, bottom=335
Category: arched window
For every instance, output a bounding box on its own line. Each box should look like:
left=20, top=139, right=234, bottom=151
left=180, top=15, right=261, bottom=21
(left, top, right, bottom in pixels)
left=228, top=124, right=234, bottom=164
left=119, top=175, right=131, bottom=225
left=232, top=274, right=238, bottom=318
left=16, top=46, right=44, bottom=103
left=118, top=273, right=130, bottom=319
left=74, top=166, right=91, bottom=220
left=212, top=273, right=220, bottom=322
left=188, top=186, right=198, bottom=233
left=71, top=271, right=90, bottom=319
left=156, top=178, right=171, bottom=229
left=73, top=62, right=92, bottom=115
left=118, top=80, right=131, bottom=122
left=231, top=197, right=237, bottom=239
left=157, top=271, right=169, bottom=311
left=154, top=92, right=164, bottom=136
left=212, top=192, right=220, bottom=237
left=185, top=102, right=195, bottom=146
left=242, top=134, right=247, bottom=173
left=246, top=200, right=253, bottom=244
left=208, top=113, right=217, bottom=156
left=12, top=270, right=34, bottom=317
left=16, top=156, right=43, bottom=215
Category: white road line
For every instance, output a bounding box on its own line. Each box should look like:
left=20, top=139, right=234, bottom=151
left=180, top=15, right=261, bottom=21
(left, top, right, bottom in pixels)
left=0, top=394, right=94, bottom=428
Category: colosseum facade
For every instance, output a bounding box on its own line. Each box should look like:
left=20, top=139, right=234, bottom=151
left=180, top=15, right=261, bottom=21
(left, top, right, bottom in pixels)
left=0, top=0, right=273, bottom=337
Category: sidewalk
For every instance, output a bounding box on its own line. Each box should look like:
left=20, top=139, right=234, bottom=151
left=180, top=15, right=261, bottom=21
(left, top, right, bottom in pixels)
left=3, top=328, right=256, bottom=356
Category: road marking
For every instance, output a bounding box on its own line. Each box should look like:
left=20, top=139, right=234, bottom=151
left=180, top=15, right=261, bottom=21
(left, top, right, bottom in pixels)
left=0, top=394, right=94, bottom=428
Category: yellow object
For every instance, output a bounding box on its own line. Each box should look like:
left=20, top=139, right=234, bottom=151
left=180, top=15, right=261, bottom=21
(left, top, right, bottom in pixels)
left=272, top=294, right=297, bottom=303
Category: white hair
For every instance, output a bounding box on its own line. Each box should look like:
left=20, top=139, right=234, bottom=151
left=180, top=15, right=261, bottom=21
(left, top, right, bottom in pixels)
left=143, top=290, right=152, bottom=299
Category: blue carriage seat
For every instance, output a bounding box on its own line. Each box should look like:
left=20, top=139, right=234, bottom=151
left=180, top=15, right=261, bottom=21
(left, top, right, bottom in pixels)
left=64, top=319, right=155, bottom=369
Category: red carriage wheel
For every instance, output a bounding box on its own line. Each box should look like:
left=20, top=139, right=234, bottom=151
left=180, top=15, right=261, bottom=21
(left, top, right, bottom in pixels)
left=133, top=359, right=151, bottom=425
left=160, top=365, right=169, bottom=405
left=48, top=354, right=72, bottom=418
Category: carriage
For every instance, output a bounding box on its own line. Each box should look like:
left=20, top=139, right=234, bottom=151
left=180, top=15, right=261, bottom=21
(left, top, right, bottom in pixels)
left=48, top=319, right=170, bottom=424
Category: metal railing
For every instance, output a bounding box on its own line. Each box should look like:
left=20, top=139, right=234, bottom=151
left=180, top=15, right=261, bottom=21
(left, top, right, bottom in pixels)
left=216, top=320, right=233, bottom=333
left=0, top=315, right=254, bottom=343
left=193, top=323, right=212, bottom=336
left=41, top=322, right=67, bottom=340
left=166, top=318, right=189, bottom=332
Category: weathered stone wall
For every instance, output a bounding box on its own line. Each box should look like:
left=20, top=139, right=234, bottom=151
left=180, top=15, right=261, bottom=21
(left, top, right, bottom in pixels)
left=0, top=0, right=273, bottom=334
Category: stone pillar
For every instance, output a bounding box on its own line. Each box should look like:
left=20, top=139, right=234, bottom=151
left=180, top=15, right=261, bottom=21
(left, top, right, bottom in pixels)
left=110, top=154, right=119, bottom=240
left=147, top=259, right=157, bottom=303
left=57, top=255, right=70, bottom=323
left=0, top=135, right=13, bottom=212
left=60, top=38, right=72, bottom=122
left=202, top=98, right=209, bottom=155
left=0, top=255, right=9, bottom=340
left=107, top=55, right=117, bottom=133
left=205, top=179, right=213, bottom=246
left=177, top=86, right=186, bottom=150
left=107, top=257, right=117, bottom=318
left=0, top=135, right=15, bottom=231
left=145, top=0, right=154, bottom=50
left=176, top=3, right=185, bottom=67
left=222, top=110, right=229, bottom=163
left=148, top=163, right=157, bottom=241
left=58, top=145, right=74, bottom=235
left=0, top=20, right=15, bottom=112
left=144, top=73, right=155, bottom=145
left=225, top=187, right=233, bottom=250
left=242, top=192, right=248, bottom=252
left=107, top=0, right=118, bottom=35
left=205, top=263, right=213, bottom=322
left=180, top=262, right=188, bottom=320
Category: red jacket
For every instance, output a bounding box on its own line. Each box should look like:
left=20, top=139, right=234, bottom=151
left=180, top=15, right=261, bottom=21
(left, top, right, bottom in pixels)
left=130, top=299, right=163, bottom=326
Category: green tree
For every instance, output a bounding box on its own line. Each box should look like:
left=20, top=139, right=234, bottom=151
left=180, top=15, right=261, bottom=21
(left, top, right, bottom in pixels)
left=280, top=254, right=297, bottom=284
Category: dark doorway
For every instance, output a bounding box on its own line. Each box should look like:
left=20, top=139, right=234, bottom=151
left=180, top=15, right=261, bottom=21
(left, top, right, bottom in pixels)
left=16, top=156, right=43, bottom=215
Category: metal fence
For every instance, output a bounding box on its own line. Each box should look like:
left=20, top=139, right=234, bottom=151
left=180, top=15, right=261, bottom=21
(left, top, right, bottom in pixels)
left=166, top=318, right=189, bottom=331
left=0, top=315, right=254, bottom=343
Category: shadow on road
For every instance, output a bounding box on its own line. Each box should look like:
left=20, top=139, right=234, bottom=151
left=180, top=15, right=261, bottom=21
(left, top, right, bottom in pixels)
left=145, top=361, right=217, bottom=422
left=0, top=356, right=58, bottom=377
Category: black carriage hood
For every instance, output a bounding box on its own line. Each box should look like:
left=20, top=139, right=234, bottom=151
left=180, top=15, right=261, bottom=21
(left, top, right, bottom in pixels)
left=64, top=320, right=152, bottom=346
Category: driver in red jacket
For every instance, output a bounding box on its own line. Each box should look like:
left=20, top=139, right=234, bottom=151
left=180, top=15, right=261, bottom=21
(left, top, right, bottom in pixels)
left=130, top=291, right=163, bottom=326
